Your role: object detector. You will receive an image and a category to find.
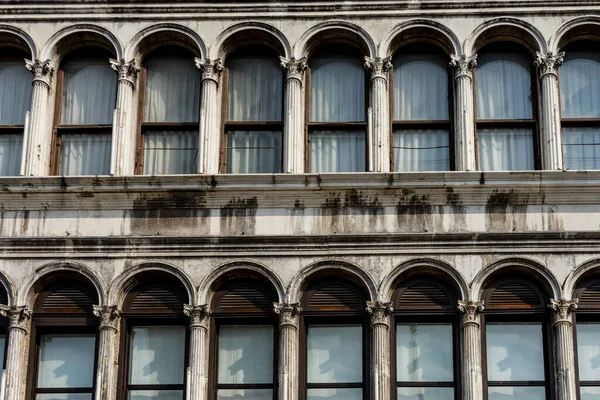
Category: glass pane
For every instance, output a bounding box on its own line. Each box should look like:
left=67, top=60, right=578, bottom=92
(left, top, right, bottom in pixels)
left=488, top=387, right=546, bottom=400
left=61, top=57, right=116, bottom=125
left=307, top=388, right=362, bottom=400
left=0, top=134, right=23, bottom=176
left=144, top=55, right=200, bottom=123
left=218, top=325, right=273, bottom=384
left=143, top=131, right=198, bottom=175
left=129, top=326, right=186, bottom=385
left=0, top=58, right=32, bottom=125
left=128, top=390, right=183, bottom=400
left=310, top=56, right=365, bottom=123
left=478, top=128, right=534, bottom=171
left=486, top=323, right=545, bottom=381
left=394, top=129, right=450, bottom=171
left=307, top=325, right=362, bottom=383
left=581, top=387, right=600, bottom=400
left=560, top=51, right=600, bottom=118
left=310, top=131, right=365, bottom=173
left=37, top=334, right=95, bottom=388
left=577, top=322, right=600, bottom=381
left=60, top=133, right=111, bottom=175
left=396, top=324, right=453, bottom=382
left=227, top=131, right=282, bottom=173
left=37, top=394, right=92, bottom=400
left=477, top=52, right=532, bottom=120
left=217, top=389, right=273, bottom=400
left=562, top=127, right=600, bottom=170
left=393, top=53, right=448, bottom=121
left=397, top=387, right=454, bottom=400
left=227, top=56, right=283, bottom=122
left=0, top=335, right=4, bottom=368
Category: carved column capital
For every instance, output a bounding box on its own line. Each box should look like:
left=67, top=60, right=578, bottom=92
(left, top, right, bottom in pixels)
left=549, top=298, right=578, bottom=326
left=364, top=56, right=393, bottom=81
left=279, top=57, right=308, bottom=85
left=194, top=58, right=224, bottom=84
left=184, top=304, right=211, bottom=330
left=274, top=302, right=302, bottom=329
left=93, top=305, right=121, bottom=332
left=25, top=59, right=54, bottom=87
left=535, top=51, right=565, bottom=79
left=458, top=300, right=484, bottom=327
left=449, top=54, right=477, bottom=80
left=0, top=305, right=32, bottom=332
left=366, top=301, right=393, bottom=328
left=110, top=58, right=140, bottom=87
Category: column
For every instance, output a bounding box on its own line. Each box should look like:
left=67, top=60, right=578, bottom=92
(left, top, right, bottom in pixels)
left=535, top=52, right=565, bottom=170
left=366, top=301, right=393, bottom=400
left=279, top=58, right=307, bottom=173
left=195, top=58, right=223, bottom=175
left=274, top=303, right=301, bottom=400
left=184, top=305, right=211, bottom=400
left=92, top=305, right=121, bottom=400
left=549, top=299, right=578, bottom=400
left=449, top=55, right=477, bottom=171
left=0, top=306, right=32, bottom=400
left=23, top=60, right=54, bottom=176
left=457, top=300, right=484, bottom=400
left=109, top=59, right=140, bottom=176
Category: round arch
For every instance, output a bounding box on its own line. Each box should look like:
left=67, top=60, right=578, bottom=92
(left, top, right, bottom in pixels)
left=125, top=23, right=207, bottom=61
left=549, top=16, right=600, bottom=52
left=464, top=17, right=547, bottom=56
left=40, top=24, right=122, bottom=61
left=0, top=25, right=37, bottom=58
left=380, top=19, right=461, bottom=58
left=293, top=20, right=376, bottom=59
left=564, top=258, right=600, bottom=299
left=209, top=22, right=291, bottom=61
left=0, top=270, right=15, bottom=307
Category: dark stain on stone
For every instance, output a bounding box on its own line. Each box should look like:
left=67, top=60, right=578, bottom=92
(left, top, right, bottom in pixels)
left=77, top=192, right=95, bottom=198
left=485, top=190, right=527, bottom=232
left=294, top=199, right=305, bottom=210
left=22, top=210, right=29, bottom=234
left=220, top=197, right=258, bottom=235
left=479, top=172, right=485, bottom=185
left=396, top=193, right=434, bottom=232
left=445, top=187, right=466, bottom=231
left=445, top=187, right=461, bottom=206
left=210, top=176, right=218, bottom=188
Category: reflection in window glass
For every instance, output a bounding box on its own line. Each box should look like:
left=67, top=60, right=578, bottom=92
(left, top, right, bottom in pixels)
left=397, top=324, right=453, bottom=382
left=308, top=325, right=362, bottom=383
left=580, top=387, right=600, bottom=400
left=307, top=388, right=362, bottom=400
left=218, top=325, right=273, bottom=384
left=37, top=334, right=96, bottom=388
left=217, top=389, right=273, bottom=400
left=128, top=390, right=183, bottom=400
left=397, top=387, right=454, bottom=400
left=37, top=393, right=93, bottom=400
left=488, top=387, right=546, bottom=400
left=577, top=323, right=600, bottom=381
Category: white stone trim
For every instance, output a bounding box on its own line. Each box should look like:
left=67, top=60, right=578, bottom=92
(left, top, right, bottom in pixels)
left=40, top=23, right=123, bottom=61
left=124, top=22, right=207, bottom=61
left=464, top=17, right=547, bottom=55
left=293, top=20, right=377, bottom=59
left=379, top=19, right=462, bottom=58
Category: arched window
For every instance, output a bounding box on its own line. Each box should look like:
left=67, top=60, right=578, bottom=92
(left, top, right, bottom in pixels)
left=308, top=45, right=367, bottom=173
left=573, top=277, right=600, bottom=399
left=393, top=278, right=459, bottom=400
left=27, top=277, right=99, bottom=400
left=392, top=46, right=451, bottom=171
left=119, top=274, right=189, bottom=400
left=476, top=44, right=537, bottom=171
left=222, top=47, right=284, bottom=174
left=301, top=279, right=367, bottom=400
left=209, top=275, right=277, bottom=399
left=559, top=43, right=600, bottom=170
left=139, top=48, right=201, bottom=175
left=482, top=277, right=551, bottom=400
left=54, top=48, right=116, bottom=175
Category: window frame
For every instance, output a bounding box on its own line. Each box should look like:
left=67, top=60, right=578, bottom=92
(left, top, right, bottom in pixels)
left=573, top=278, right=600, bottom=397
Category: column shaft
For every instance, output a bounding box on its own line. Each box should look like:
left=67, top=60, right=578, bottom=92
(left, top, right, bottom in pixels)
left=366, top=301, right=393, bottom=400
left=184, top=305, right=211, bottom=400
left=458, top=301, right=484, bottom=400
left=450, top=55, right=477, bottom=171
left=274, top=303, right=301, bottom=400
left=550, top=299, right=578, bottom=400
left=280, top=58, right=307, bottom=173
left=365, top=58, right=392, bottom=173
left=93, top=306, right=121, bottom=400
left=196, top=59, right=223, bottom=175
left=0, top=307, right=32, bottom=400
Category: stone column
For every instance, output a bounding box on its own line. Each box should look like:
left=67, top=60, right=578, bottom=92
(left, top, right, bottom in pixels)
left=195, top=58, right=223, bottom=175
left=535, top=52, right=565, bottom=170
left=0, top=306, right=32, bottom=400
left=109, top=59, right=140, bottom=176
left=549, top=299, right=578, bottom=400
left=458, top=301, right=484, bottom=400
left=364, top=57, right=393, bottom=173
left=92, top=305, right=121, bottom=400
left=23, top=60, right=54, bottom=176
left=274, top=303, right=301, bottom=400
left=184, top=305, right=211, bottom=400
left=449, top=55, right=477, bottom=171
left=279, top=58, right=307, bottom=173
left=366, top=301, right=393, bottom=400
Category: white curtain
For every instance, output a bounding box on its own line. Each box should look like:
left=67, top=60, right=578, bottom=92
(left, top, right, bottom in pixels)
left=218, top=325, right=273, bottom=384
left=143, top=131, right=198, bottom=175
left=227, top=131, right=282, bottom=173
left=227, top=56, right=283, bottom=122
left=37, top=334, right=96, bottom=388
left=560, top=51, right=600, bottom=118
left=310, top=131, right=365, bottom=172
left=61, top=58, right=116, bottom=125
left=60, top=133, right=111, bottom=175
left=562, top=127, right=600, bottom=170
left=396, top=324, right=453, bottom=382
left=478, top=128, right=533, bottom=171
left=394, top=129, right=449, bottom=171
left=0, top=134, right=23, bottom=176
left=144, top=55, right=201, bottom=123
left=310, top=56, right=365, bottom=122
left=0, top=58, right=32, bottom=125
left=307, top=325, right=362, bottom=384
left=393, top=53, right=449, bottom=121
left=477, top=52, right=532, bottom=120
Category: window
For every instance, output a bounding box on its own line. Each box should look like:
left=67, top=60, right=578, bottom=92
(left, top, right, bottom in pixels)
left=559, top=44, right=600, bottom=169
left=0, top=49, right=31, bottom=176
left=54, top=49, right=116, bottom=175
left=0, top=288, right=9, bottom=370
left=573, top=278, right=600, bottom=400
left=139, top=48, right=200, bottom=175
left=392, top=47, right=451, bottom=171
left=222, top=48, right=284, bottom=174
left=308, top=46, right=367, bottom=173
left=476, top=45, right=537, bottom=171
left=393, top=278, right=459, bottom=400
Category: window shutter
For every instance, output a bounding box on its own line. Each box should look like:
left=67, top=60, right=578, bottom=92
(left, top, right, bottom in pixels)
left=307, top=283, right=362, bottom=311
left=578, top=281, right=600, bottom=309
left=216, top=284, right=273, bottom=313
left=396, top=282, right=452, bottom=310
left=41, top=287, right=94, bottom=313
left=488, top=281, right=542, bottom=309
left=130, top=286, right=184, bottom=313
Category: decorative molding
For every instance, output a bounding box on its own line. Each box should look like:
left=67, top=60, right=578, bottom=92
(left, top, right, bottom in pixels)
left=0, top=305, right=32, bottom=332
left=457, top=300, right=484, bottom=327
left=93, top=305, right=121, bottom=331
left=535, top=51, right=565, bottom=79
left=366, top=301, right=393, bottom=327
left=364, top=56, right=393, bottom=80
left=274, top=302, right=302, bottom=328
left=109, top=58, right=140, bottom=87
left=549, top=298, right=578, bottom=326
left=194, top=58, right=223, bottom=84
left=183, top=304, right=211, bottom=329
left=279, top=57, right=307, bottom=84
left=25, top=59, right=54, bottom=86
left=449, top=54, right=477, bottom=80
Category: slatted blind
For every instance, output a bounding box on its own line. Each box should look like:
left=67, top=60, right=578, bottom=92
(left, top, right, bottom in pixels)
left=397, top=282, right=451, bottom=309
left=41, top=287, right=94, bottom=313
left=130, top=286, right=184, bottom=313
left=218, top=284, right=273, bottom=312
left=307, top=283, right=361, bottom=311
left=578, top=281, right=600, bottom=308
left=488, top=281, right=542, bottom=309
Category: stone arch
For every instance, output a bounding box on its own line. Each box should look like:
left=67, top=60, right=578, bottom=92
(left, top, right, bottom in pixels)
left=549, top=16, right=600, bottom=53
left=40, top=24, right=122, bottom=62
left=293, top=20, right=376, bottom=59
left=564, top=258, right=600, bottom=300
left=380, top=19, right=461, bottom=58
left=0, top=270, right=15, bottom=307
left=17, top=261, right=105, bottom=308
left=471, top=257, right=561, bottom=302
left=0, top=24, right=37, bottom=58
left=125, top=23, right=207, bottom=61
left=380, top=258, right=468, bottom=303
left=287, top=259, right=377, bottom=304
left=464, top=17, right=547, bottom=56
